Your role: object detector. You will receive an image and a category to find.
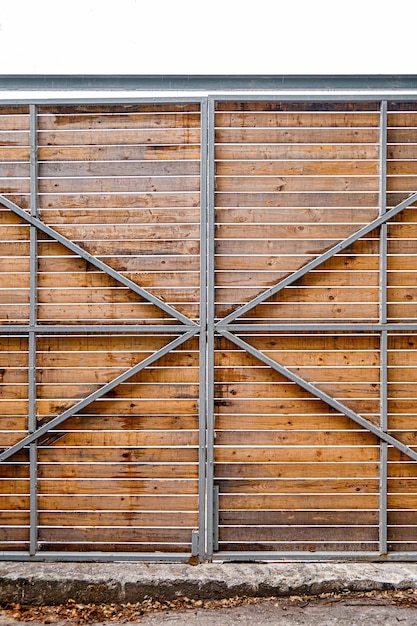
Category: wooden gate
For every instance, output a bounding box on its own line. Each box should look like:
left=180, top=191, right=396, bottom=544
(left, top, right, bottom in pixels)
left=1, top=91, right=417, bottom=561
left=0, top=100, right=207, bottom=560
left=208, top=98, right=417, bottom=560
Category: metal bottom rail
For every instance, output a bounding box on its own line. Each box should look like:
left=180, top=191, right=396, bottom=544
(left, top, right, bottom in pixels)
left=213, top=551, right=417, bottom=562
left=0, top=552, right=194, bottom=562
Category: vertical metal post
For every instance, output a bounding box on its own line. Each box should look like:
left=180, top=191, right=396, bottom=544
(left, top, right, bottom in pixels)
left=198, top=98, right=208, bottom=561
left=379, top=100, right=388, bottom=555
left=205, top=97, right=216, bottom=560
left=29, top=104, right=38, bottom=556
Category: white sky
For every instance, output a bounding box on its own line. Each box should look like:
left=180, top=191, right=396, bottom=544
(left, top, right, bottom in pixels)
left=0, top=0, right=415, bottom=76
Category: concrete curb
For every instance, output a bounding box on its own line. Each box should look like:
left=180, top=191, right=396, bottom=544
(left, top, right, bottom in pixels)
left=2, top=562, right=417, bottom=605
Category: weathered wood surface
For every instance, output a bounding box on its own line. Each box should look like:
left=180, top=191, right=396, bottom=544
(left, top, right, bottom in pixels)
left=2, top=100, right=417, bottom=555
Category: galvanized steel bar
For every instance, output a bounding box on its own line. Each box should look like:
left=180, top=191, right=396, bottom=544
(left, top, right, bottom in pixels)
left=223, top=324, right=417, bottom=332
left=0, top=330, right=197, bottom=463
left=29, top=104, right=38, bottom=556
left=0, top=194, right=196, bottom=327
left=379, top=101, right=388, bottom=555
left=0, top=74, right=416, bottom=92
left=0, top=325, right=195, bottom=334
left=205, top=97, right=216, bottom=560
left=0, top=552, right=194, bottom=562
left=8, top=322, right=417, bottom=334
left=217, top=192, right=417, bottom=327
left=220, top=330, right=417, bottom=463
left=197, top=98, right=208, bottom=561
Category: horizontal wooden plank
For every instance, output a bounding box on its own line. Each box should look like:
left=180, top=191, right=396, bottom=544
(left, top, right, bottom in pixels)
left=216, top=286, right=378, bottom=305
left=215, top=252, right=379, bottom=272
left=0, top=131, right=29, bottom=147
left=215, top=461, right=379, bottom=478
left=0, top=163, right=29, bottom=177
left=0, top=147, right=30, bottom=161
left=216, top=223, right=367, bottom=240
left=40, top=223, right=200, bottom=241
left=215, top=270, right=378, bottom=290
left=38, top=462, right=198, bottom=479
left=215, top=431, right=378, bottom=446
left=215, top=239, right=379, bottom=256
left=39, top=112, right=201, bottom=131
left=37, top=478, right=197, bottom=495
left=214, top=447, right=379, bottom=463
left=216, top=129, right=379, bottom=144
left=219, top=526, right=377, bottom=542
left=39, top=176, right=200, bottom=194
left=36, top=334, right=198, bottom=352
left=219, top=493, right=378, bottom=509
left=38, top=104, right=200, bottom=114
left=216, top=477, right=377, bottom=494
left=216, top=112, right=380, bottom=128
left=38, top=145, right=200, bottom=161
left=36, top=271, right=200, bottom=289
left=36, top=382, right=199, bottom=400
left=40, top=160, right=200, bottom=177
left=217, top=160, right=379, bottom=176
left=215, top=381, right=379, bottom=399
left=215, top=191, right=379, bottom=208
left=37, top=494, right=199, bottom=511
left=217, top=102, right=380, bottom=112
left=37, top=400, right=199, bottom=418
left=37, top=192, right=200, bottom=209
left=219, top=509, right=378, bottom=525
left=388, top=129, right=417, bottom=143
left=233, top=302, right=379, bottom=320
left=216, top=176, right=378, bottom=193
left=37, top=511, right=199, bottom=526
left=38, top=129, right=200, bottom=146
left=37, top=527, right=192, bottom=543
left=37, top=543, right=189, bottom=552
left=216, top=365, right=380, bottom=384
left=40, top=207, right=201, bottom=225
left=37, top=448, right=199, bottom=463
left=216, top=144, right=379, bottom=160
left=215, top=207, right=379, bottom=224
left=37, top=366, right=199, bottom=384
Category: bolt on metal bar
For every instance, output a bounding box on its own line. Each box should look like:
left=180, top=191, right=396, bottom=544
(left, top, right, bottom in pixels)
left=379, top=101, right=388, bottom=555
left=197, top=98, right=208, bottom=561
left=29, top=104, right=38, bottom=556
left=0, top=194, right=196, bottom=328
left=220, top=330, right=417, bottom=463
left=205, top=97, right=216, bottom=561
left=0, top=330, right=197, bottom=463
left=217, top=191, right=417, bottom=327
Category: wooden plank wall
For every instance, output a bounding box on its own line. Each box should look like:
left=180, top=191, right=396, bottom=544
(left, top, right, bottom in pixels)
left=2, top=98, right=417, bottom=558
left=213, top=101, right=417, bottom=553
left=0, top=103, right=201, bottom=553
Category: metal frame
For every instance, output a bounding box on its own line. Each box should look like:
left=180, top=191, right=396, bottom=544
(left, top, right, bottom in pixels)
left=206, top=91, right=417, bottom=563
left=2, top=83, right=417, bottom=561
left=0, top=96, right=206, bottom=562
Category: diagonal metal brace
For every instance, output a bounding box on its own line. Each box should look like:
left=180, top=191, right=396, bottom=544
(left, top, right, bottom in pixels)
left=0, top=330, right=197, bottom=463
left=220, top=329, right=417, bottom=463
left=218, top=192, right=417, bottom=326
left=0, top=194, right=197, bottom=327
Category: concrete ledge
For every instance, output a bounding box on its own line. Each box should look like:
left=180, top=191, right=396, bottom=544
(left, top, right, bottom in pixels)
left=2, top=562, right=417, bottom=605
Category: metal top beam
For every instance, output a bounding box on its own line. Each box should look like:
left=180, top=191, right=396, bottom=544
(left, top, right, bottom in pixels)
left=1, top=74, right=417, bottom=92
